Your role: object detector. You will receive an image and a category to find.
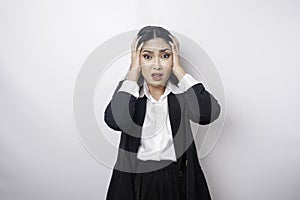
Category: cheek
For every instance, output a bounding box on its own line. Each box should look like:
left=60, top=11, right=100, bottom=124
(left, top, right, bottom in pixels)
left=161, top=66, right=172, bottom=79
left=164, top=67, right=172, bottom=75
left=162, top=58, right=173, bottom=69
left=139, top=56, right=145, bottom=65
left=141, top=66, right=151, bottom=77
left=162, top=61, right=173, bottom=70
left=140, top=57, right=151, bottom=68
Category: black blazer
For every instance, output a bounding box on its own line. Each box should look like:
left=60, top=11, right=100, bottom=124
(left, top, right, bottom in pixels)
left=104, top=79, right=221, bottom=200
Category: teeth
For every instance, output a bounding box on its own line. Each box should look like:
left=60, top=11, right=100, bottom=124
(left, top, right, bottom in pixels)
left=152, top=74, right=162, bottom=77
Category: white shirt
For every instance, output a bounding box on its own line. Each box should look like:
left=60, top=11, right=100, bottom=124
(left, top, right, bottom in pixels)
left=118, top=73, right=200, bottom=161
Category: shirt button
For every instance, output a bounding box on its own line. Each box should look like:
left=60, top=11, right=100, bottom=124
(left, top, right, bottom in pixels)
left=178, top=170, right=183, bottom=177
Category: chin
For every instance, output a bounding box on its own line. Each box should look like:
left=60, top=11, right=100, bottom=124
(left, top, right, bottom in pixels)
left=144, top=78, right=164, bottom=87
left=149, top=81, right=167, bottom=87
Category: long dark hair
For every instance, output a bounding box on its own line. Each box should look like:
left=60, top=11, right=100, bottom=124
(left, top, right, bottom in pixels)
left=135, top=25, right=179, bottom=87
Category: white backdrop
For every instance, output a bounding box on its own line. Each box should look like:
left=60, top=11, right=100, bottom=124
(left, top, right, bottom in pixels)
left=1, top=0, right=299, bottom=200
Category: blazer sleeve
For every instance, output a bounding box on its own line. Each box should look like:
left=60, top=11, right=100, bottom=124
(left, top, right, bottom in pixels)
left=184, top=82, right=221, bottom=125
left=104, top=80, right=139, bottom=132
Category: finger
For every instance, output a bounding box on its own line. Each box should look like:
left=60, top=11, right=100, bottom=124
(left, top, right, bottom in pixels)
left=168, top=41, right=176, bottom=65
left=131, top=42, right=143, bottom=69
left=131, top=35, right=138, bottom=51
left=168, top=34, right=175, bottom=44
left=169, top=34, right=180, bottom=50
left=168, top=40, right=174, bottom=51
left=172, top=35, right=180, bottom=46
left=134, top=36, right=142, bottom=52
left=172, top=35, right=180, bottom=51
left=137, top=41, right=144, bottom=53
left=136, top=42, right=144, bottom=64
left=168, top=40, right=178, bottom=57
left=131, top=35, right=141, bottom=53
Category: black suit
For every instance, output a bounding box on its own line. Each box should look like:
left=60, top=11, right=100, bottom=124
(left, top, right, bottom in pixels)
left=104, top=79, right=221, bottom=200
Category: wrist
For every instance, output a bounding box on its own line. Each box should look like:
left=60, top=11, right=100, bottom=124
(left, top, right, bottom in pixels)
left=173, top=66, right=186, bottom=81
left=126, top=68, right=140, bottom=82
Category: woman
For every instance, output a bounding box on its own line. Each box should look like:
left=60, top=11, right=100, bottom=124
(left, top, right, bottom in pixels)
left=104, top=26, right=221, bottom=200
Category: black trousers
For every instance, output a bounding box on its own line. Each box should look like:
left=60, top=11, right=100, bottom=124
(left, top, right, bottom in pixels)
left=133, top=160, right=186, bottom=200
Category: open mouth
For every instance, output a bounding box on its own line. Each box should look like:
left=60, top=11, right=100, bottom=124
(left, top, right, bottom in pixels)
left=151, top=73, right=163, bottom=81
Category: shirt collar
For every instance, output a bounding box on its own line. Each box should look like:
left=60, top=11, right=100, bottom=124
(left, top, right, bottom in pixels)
left=139, top=79, right=184, bottom=102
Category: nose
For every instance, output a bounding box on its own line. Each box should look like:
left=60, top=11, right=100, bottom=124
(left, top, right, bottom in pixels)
left=152, top=57, right=162, bottom=70
left=153, top=64, right=162, bottom=70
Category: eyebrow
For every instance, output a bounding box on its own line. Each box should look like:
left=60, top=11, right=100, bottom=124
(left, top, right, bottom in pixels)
left=142, top=48, right=171, bottom=53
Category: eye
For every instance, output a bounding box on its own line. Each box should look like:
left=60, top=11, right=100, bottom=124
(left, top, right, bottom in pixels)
left=161, top=54, right=170, bottom=59
left=143, top=54, right=152, bottom=60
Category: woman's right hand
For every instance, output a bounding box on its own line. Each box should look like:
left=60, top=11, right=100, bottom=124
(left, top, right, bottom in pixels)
left=126, top=35, right=144, bottom=82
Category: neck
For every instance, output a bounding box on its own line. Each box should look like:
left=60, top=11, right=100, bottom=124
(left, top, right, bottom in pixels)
left=147, top=84, right=165, bottom=100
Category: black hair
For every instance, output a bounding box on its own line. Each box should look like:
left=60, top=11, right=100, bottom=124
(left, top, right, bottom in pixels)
left=135, top=25, right=179, bottom=87
left=136, top=26, right=173, bottom=51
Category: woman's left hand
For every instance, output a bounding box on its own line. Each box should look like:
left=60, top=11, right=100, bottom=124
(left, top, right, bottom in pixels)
left=168, top=34, right=186, bottom=81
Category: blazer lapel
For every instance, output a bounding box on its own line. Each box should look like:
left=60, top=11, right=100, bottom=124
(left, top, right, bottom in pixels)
left=168, top=93, right=181, bottom=138
left=135, top=96, right=147, bottom=127
left=168, top=93, right=187, bottom=170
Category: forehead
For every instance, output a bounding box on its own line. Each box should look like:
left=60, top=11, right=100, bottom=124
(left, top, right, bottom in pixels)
left=142, top=38, right=170, bottom=51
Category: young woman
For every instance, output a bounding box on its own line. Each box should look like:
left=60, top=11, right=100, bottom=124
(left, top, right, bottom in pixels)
left=104, top=26, right=221, bottom=200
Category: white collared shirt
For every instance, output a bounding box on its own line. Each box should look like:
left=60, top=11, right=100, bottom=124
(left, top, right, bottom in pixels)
left=118, top=74, right=200, bottom=161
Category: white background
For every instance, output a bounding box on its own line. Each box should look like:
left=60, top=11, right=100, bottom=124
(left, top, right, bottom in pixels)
left=1, top=0, right=299, bottom=199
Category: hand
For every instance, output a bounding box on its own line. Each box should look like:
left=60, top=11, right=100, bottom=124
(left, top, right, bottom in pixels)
left=168, top=34, right=186, bottom=81
left=126, top=35, right=144, bottom=82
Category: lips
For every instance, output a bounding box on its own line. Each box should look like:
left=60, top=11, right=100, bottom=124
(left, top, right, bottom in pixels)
left=151, top=73, right=163, bottom=81
left=151, top=73, right=163, bottom=77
